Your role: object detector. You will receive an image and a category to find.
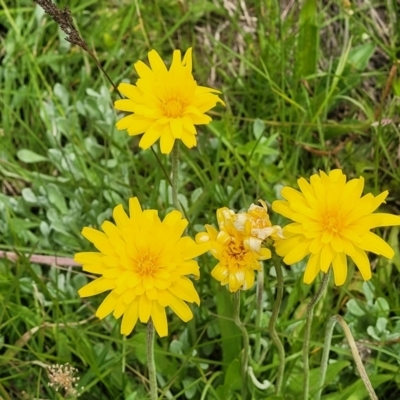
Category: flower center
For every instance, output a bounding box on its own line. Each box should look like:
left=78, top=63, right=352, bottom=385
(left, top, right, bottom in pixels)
left=137, top=254, right=158, bottom=276
left=323, top=213, right=342, bottom=234
left=162, top=98, right=184, bottom=118
left=223, top=241, right=247, bottom=269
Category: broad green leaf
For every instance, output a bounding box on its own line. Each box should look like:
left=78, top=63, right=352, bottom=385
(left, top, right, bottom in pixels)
left=17, top=149, right=47, bottom=163
left=347, top=43, right=376, bottom=71
left=47, top=183, right=68, bottom=214
left=296, top=0, right=318, bottom=80
left=215, top=285, right=241, bottom=370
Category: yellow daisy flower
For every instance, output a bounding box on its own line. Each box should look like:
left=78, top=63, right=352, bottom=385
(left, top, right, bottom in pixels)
left=272, top=169, right=400, bottom=286
left=196, top=205, right=275, bottom=292
left=74, top=197, right=209, bottom=337
left=114, top=48, right=224, bottom=154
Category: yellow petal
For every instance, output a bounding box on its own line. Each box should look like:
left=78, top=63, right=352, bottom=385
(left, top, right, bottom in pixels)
left=82, top=264, right=107, bottom=274
left=114, top=99, right=140, bottom=112
left=168, top=295, right=193, bottom=322
left=74, top=252, right=103, bottom=265
left=170, top=118, right=183, bottom=139
left=123, top=289, right=136, bottom=304
left=160, top=124, right=175, bottom=154
left=272, top=200, right=294, bottom=220
left=148, top=50, right=168, bottom=74
left=117, top=83, right=142, bottom=101
left=320, top=244, right=334, bottom=273
left=82, top=227, right=115, bottom=256
left=121, top=299, right=140, bottom=335
left=139, top=295, right=152, bottom=323
left=175, top=260, right=200, bottom=278
left=113, top=204, right=129, bottom=229
left=151, top=303, right=168, bottom=337
left=138, top=123, right=162, bottom=149
left=129, top=197, right=142, bottom=221
left=96, top=292, right=118, bottom=319
left=170, top=49, right=182, bottom=71
left=283, top=239, right=311, bottom=265
left=182, top=47, right=192, bottom=71
left=242, top=269, right=255, bottom=290
left=211, top=263, right=228, bottom=282
left=346, top=245, right=371, bottom=281
left=134, top=60, right=154, bottom=80
left=358, top=232, right=394, bottom=258
left=126, top=119, right=154, bottom=136
left=113, top=296, right=129, bottom=319
left=358, top=213, right=400, bottom=229
left=181, top=129, right=197, bottom=149
left=169, top=277, right=200, bottom=305
left=303, top=253, right=320, bottom=284
left=78, top=277, right=115, bottom=297
left=332, top=252, right=347, bottom=286
left=181, top=241, right=210, bottom=261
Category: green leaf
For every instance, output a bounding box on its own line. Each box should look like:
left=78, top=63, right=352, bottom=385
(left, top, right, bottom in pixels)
left=221, top=359, right=242, bottom=397
left=347, top=43, right=375, bottom=71
left=253, top=118, right=265, bottom=139
left=288, top=360, right=350, bottom=395
left=296, top=0, right=319, bottom=80
left=47, top=183, right=68, bottom=214
left=17, top=149, right=48, bottom=163
left=322, top=374, right=393, bottom=400
left=215, top=285, right=242, bottom=370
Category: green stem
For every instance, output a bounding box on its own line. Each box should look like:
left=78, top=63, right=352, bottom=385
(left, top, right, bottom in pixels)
left=233, top=292, right=249, bottom=399
left=303, top=270, right=331, bottom=400
left=268, top=257, right=285, bottom=394
left=254, top=266, right=264, bottom=362
left=317, top=315, right=378, bottom=400
left=147, top=320, right=158, bottom=400
left=171, top=143, right=182, bottom=213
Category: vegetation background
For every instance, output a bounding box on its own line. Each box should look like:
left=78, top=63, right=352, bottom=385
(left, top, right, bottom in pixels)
left=1, top=0, right=400, bottom=399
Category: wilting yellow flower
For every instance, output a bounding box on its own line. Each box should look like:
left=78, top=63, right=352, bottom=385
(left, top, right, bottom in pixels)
left=272, top=169, right=400, bottom=286
left=196, top=204, right=280, bottom=292
left=234, top=200, right=283, bottom=244
left=74, top=197, right=209, bottom=337
left=114, top=48, right=224, bottom=154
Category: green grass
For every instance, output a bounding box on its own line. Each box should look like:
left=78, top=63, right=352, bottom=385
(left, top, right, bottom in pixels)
left=1, top=0, right=400, bottom=399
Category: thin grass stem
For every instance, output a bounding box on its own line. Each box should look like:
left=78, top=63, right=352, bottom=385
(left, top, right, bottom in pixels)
left=303, top=270, right=331, bottom=400
left=269, top=256, right=285, bottom=394
left=317, top=315, right=377, bottom=400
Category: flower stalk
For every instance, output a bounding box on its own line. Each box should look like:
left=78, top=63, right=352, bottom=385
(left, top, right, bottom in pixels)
left=317, top=315, right=377, bottom=400
left=254, top=267, right=264, bottom=362
left=233, top=292, right=250, bottom=399
left=147, top=319, right=158, bottom=400
left=171, top=143, right=182, bottom=213
left=303, top=270, right=331, bottom=400
left=268, top=256, right=285, bottom=394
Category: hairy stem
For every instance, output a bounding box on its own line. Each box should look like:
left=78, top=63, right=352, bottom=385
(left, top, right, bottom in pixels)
left=268, top=257, right=285, bottom=394
left=317, top=315, right=377, bottom=400
left=171, top=143, right=183, bottom=213
left=233, top=292, right=249, bottom=399
left=147, top=320, right=158, bottom=400
left=303, top=270, right=331, bottom=400
left=254, top=267, right=264, bottom=362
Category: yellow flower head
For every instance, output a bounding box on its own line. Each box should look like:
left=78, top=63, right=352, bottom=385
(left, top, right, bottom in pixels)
left=196, top=204, right=276, bottom=292
left=74, top=197, right=209, bottom=337
left=272, top=169, right=400, bottom=286
left=114, top=48, right=224, bottom=154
